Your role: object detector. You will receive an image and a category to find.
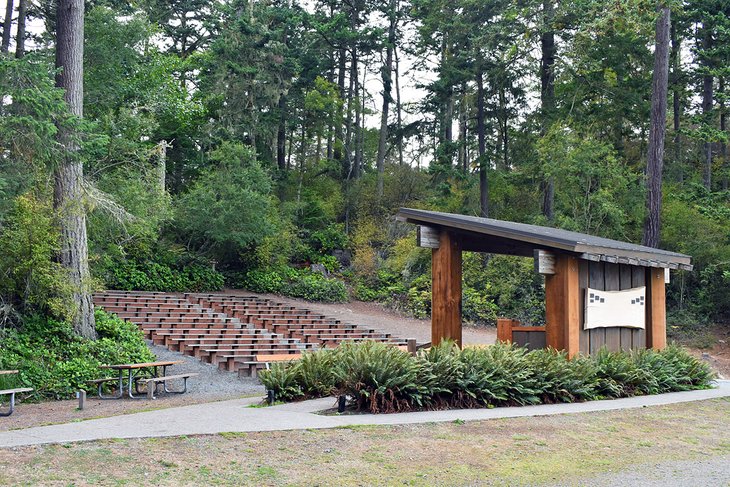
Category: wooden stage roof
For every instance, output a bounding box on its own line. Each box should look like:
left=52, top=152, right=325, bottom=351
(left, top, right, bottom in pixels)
left=396, top=208, right=692, bottom=271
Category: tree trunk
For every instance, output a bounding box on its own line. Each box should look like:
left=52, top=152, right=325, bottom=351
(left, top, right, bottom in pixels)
left=352, top=50, right=362, bottom=179
left=1, top=0, right=12, bottom=54
left=720, top=77, right=727, bottom=190
left=156, top=140, right=168, bottom=194
left=376, top=0, right=397, bottom=198
left=499, top=85, right=508, bottom=170
left=14, top=0, right=24, bottom=57
left=55, top=0, right=96, bottom=339
left=356, top=65, right=366, bottom=179
left=702, top=23, right=713, bottom=190
left=334, top=46, right=346, bottom=168
left=642, top=6, right=670, bottom=248
left=671, top=22, right=682, bottom=182
left=459, top=87, right=467, bottom=173
left=476, top=65, right=488, bottom=218
left=344, top=47, right=355, bottom=179
left=394, top=45, right=404, bottom=166
left=277, top=95, right=287, bottom=171
left=540, top=0, right=556, bottom=221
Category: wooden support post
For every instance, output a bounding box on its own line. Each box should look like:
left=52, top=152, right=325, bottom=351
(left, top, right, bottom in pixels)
left=646, top=267, right=666, bottom=350
left=496, top=318, right=514, bottom=343
left=431, top=230, right=462, bottom=347
left=544, top=254, right=580, bottom=357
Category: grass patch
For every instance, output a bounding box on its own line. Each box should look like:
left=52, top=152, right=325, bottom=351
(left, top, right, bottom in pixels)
left=0, top=398, right=727, bottom=485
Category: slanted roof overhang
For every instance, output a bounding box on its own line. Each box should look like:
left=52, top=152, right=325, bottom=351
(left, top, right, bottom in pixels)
left=396, top=208, right=693, bottom=271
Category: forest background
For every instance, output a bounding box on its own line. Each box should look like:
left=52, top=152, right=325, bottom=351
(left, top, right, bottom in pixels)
left=1, top=0, right=729, bottom=352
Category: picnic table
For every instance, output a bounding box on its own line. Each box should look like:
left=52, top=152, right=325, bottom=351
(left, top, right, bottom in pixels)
left=0, top=370, right=33, bottom=417
left=90, top=361, right=197, bottom=400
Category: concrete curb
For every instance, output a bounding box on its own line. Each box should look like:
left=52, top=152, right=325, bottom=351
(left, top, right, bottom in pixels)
left=1, top=381, right=728, bottom=448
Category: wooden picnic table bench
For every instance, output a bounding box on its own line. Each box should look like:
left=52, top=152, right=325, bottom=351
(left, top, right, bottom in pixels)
left=89, top=361, right=197, bottom=400
left=0, top=370, right=33, bottom=417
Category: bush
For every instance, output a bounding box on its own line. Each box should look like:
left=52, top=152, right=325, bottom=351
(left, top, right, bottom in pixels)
left=0, top=194, right=74, bottom=321
left=234, top=267, right=348, bottom=303
left=259, top=349, right=337, bottom=401
left=259, top=341, right=716, bottom=414
left=332, top=341, right=422, bottom=413
left=103, top=259, right=224, bottom=292
left=0, top=310, right=154, bottom=399
left=97, top=242, right=224, bottom=293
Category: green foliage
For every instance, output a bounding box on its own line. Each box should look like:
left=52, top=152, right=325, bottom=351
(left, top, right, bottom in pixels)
left=234, top=268, right=348, bottom=303
left=537, top=123, right=636, bottom=238
left=96, top=241, right=224, bottom=292
left=0, top=310, right=154, bottom=399
left=259, top=349, right=337, bottom=401
left=332, top=341, right=422, bottom=413
left=261, top=341, right=716, bottom=414
left=258, top=364, right=304, bottom=402
left=0, top=194, right=73, bottom=321
left=174, top=143, right=278, bottom=262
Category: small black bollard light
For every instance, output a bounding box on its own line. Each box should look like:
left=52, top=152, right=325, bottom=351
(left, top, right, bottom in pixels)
left=267, top=390, right=275, bottom=405
left=337, top=395, right=346, bottom=413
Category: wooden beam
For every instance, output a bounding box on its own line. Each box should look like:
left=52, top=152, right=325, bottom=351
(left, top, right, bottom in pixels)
left=646, top=267, right=666, bottom=350
left=431, top=231, right=462, bottom=347
left=544, top=254, right=580, bottom=357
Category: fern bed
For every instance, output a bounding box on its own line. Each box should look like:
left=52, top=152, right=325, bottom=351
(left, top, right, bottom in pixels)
left=259, top=341, right=716, bottom=414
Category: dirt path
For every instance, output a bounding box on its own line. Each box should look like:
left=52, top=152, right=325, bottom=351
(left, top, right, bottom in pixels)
left=229, top=290, right=497, bottom=346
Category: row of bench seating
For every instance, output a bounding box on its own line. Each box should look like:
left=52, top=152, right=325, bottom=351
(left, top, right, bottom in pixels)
left=93, top=291, right=407, bottom=377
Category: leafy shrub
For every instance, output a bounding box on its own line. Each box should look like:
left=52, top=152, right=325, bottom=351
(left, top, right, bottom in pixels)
left=97, top=242, right=224, bottom=292
left=234, top=267, right=348, bottom=303
left=455, top=344, right=539, bottom=407
left=332, top=341, right=422, bottom=413
left=260, top=341, right=716, bottom=414
left=259, top=349, right=337, bottom=400
left=103, top=259, right=224, bottom=292
left=258, top=363, right=304, bottom=402
left=0, top=194, right=74, bottom=321
left=525, top=349, right=598, bottom=403
left=310, top=224, right=348, bottom=253
left=0, top=310, right=154, bottom=399
left=285, top=272, right=348, bottom=302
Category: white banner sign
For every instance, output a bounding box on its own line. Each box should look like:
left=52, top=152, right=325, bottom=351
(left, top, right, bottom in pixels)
left=585, top=286, right=646, bottom=330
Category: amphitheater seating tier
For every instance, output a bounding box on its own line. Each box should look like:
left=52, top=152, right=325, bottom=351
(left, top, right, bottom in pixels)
left=93, top=291, right=406, bottom=377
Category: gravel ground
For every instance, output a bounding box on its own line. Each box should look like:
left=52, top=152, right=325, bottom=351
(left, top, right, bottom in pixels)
left=556, top=456, right=730, bottom=487
left=147, top=341, right=264, bottom=397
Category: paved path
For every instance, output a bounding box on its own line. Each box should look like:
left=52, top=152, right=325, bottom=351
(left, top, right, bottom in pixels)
left=1, top=381, right=728, bottom=448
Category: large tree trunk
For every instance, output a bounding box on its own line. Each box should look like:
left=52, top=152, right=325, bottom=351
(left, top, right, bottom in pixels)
left=334, top=46, right=346, bottom=168
left=277, top=95, right=287, bottom=171
left=702, top=23, right=713, bottom=190
left=670, top=22, right=681, bottom=181
left=720, top=77, right=727, bottom=190
left=14, top=0, right=24, bottom=57
left=394, top=45, right=404, bottom=166
left=376, top=0, right=397, bottom=198
left=459, top=86, right=467, bottom=174
left=55, top=0, right=96, bottom=339
left=642, top=6, right=671, bottom=248
left=1, top=0, right=12, bottom=54
left=476, top=65, right=488, bottom=218
left=352, top=50, right=362, bottom=179
left=540, top=0, right=556, bottom=221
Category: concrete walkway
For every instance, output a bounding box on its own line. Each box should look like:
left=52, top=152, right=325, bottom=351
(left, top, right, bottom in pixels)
left=1, top=381, right=728, bottom=448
